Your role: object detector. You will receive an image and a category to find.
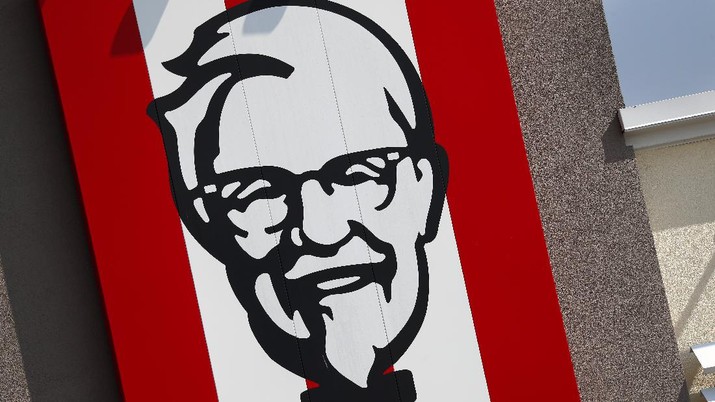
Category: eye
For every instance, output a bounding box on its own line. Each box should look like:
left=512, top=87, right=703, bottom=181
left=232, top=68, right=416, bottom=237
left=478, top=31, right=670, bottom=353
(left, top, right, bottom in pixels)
left=221, top=181, right=241, bottom=198
left=366, top=156, right=386, bottom=169
left=345, top=164, right=380, bottom=178
left=236, top=179, right=271, bottom=199
left=222, top=179, right=271, bottom=200
left=322, top=151, right=398, bottom=188
left=343, top=160, right=385, bottom=185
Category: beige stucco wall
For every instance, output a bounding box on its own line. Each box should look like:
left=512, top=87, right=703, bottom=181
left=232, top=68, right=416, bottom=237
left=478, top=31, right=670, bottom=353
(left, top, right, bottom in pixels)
left=636, top=138, right=715, bottom=401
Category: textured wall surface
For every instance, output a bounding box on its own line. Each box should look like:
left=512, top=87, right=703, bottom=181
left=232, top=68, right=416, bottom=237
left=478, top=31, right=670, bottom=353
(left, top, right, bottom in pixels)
left=0, top=0, right=122, bottom=400
left=636, top=139, right=715, bottom=402
left=494, top=1, right=688, bottom=401
left=0, top=0, right=691, bottom=401
left=0, top=263, right=30, bottom=402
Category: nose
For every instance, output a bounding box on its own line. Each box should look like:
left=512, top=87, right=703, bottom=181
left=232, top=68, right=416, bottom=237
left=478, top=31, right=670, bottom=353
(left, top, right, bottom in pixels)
left=299, top=179, right=361, bottom=245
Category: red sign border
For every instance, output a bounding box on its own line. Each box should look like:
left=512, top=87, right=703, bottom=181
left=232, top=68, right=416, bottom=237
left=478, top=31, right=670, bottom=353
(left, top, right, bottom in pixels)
left=39, top=1, right=580, bottom=400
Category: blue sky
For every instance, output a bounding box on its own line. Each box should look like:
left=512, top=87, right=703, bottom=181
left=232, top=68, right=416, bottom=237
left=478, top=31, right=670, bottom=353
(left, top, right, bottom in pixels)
left=603, top=0, right=715, bottom=106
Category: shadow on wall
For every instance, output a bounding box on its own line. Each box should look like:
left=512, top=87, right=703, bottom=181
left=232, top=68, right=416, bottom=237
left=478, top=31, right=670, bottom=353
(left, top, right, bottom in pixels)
left=243, top=3, right=286, bottom=34
left=675, top=243, right=715, bottom=338
left=602, top=115, right=635, bottom=164
left=635, top=139, right=715, bottom=231
left=124, top=0, right=169, bottom=55
left=635, top=139, right=715, bottom=401
left=0, top=0, right=121, bottom=400
left=125, top=0, right=287, bottom=60
left=681, top=235, right=715, bottom=402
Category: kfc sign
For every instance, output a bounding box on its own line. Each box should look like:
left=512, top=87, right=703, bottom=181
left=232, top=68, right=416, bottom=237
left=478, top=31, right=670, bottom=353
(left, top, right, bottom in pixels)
left=40, top=0, right=580, bottom=401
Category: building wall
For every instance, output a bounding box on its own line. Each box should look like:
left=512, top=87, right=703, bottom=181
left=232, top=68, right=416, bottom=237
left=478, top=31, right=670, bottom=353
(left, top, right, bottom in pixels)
left=636, top=139, right=715, bottom=401
left=495, top=1, right=687, bottom=401
left=0, top=0, right=122, bottom=400
left=0, top=0, right=691, bottom=400
left=0, top=262, right=29, bottom=402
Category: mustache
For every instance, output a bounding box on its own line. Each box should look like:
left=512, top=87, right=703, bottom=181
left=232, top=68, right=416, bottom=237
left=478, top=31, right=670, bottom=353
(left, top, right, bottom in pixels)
left=285, top=237, right=386, bottom=281
left=274, top=220, right=398, bottom=300
left=247, top=220, right=399, bottom=341
left=280, top=220, right=391, bottom=267
left=238, top=221, right=397, bottom=316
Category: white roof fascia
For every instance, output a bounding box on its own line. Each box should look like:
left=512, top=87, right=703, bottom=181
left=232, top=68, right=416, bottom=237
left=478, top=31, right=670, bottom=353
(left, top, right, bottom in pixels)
left=691, top=342, right=715, bottom=375
left=619, top=90, right=715, bottom=150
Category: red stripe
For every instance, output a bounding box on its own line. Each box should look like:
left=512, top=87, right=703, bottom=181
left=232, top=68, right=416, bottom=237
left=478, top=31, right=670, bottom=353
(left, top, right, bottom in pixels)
left=405, top=1, right=581, bottom=400
left=40, top=0, right=579, bottom=399
left=225, top=0, right=247, bottom=9
left=39, top=2, right=218, bottom=400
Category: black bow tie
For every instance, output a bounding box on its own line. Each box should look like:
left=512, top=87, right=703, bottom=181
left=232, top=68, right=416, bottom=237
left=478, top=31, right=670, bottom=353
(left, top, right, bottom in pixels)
left=300, top=369, right=417, bottom=402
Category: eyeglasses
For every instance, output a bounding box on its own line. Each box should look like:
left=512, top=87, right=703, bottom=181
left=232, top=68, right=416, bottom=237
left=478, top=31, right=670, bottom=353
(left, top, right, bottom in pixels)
left=195, top=146, right=411, bottom=226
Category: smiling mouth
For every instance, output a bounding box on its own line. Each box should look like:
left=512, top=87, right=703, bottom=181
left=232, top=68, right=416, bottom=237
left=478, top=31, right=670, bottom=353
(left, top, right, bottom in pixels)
left=299, top=261, right=394, bottom=296
left=284, top=237, right=397, bottom=299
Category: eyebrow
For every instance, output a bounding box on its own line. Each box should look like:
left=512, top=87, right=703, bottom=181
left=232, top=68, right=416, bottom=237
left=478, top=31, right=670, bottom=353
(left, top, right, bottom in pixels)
left=236, top=179, right=271, bottom=199
left=346, top=164, right=380, bottom=178
left=221, top=182, right=241, bottom=198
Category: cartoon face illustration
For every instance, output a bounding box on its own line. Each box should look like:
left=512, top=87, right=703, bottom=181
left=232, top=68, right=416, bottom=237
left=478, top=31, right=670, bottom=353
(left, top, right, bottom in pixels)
left=149, top=1, right=448, bottom=400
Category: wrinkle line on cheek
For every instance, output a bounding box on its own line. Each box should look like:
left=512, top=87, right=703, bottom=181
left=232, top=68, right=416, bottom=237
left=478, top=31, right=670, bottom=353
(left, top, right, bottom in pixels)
left=234, top=231, right=282, bottom=260
left=255, top=273, right=310, bottom=339
left=228, top=208, right=283, bottom=259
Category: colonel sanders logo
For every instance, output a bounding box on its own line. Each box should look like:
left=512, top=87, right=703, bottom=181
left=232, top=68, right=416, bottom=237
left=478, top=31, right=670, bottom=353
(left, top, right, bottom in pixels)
left=148, top=1, right=448, bottom=400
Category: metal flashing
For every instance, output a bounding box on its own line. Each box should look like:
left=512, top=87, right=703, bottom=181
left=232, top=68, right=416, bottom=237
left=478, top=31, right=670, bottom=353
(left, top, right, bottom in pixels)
left=692, top=342, right=715, bottom=375
left=619, top=90, right=715, bottom=149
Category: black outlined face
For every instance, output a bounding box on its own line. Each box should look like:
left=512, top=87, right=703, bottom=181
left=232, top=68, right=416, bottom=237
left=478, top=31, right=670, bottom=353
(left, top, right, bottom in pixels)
left=149, top=1, right=448, bottom=398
